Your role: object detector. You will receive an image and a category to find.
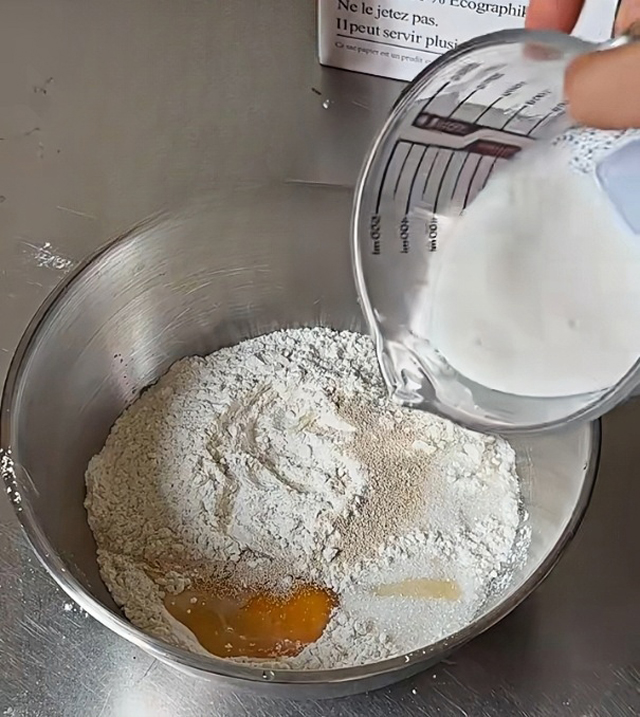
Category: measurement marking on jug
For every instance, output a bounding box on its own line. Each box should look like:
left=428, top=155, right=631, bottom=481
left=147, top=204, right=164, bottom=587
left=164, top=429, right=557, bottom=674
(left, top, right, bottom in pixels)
left=475, top=81, right=526, bottom=123
left=375, top=135, right=526, bottom=236
left=416, top=92, right=559, bottom=141
left=502, top=103, right=529, bottom=128
left=450, top=71, right=506, bottom=118
left=473, top=94, right=506, bottom=123
left=406, top=147, right=428, bottom=214
left=526, top=111, right=554, bottom=137
left=370, top=214, right=381, bottom=255
left=400, top=216, right=410, bottom=254
left=415, top=114, right=473, bottom=135
left=466, top=140, right=521, bottom=159
left=503, top=90, right=552, bottom=128
left=413, top=112, right=536, bottom=143
left=368, top=83, right=562, bottom=257
left=435, top=62, right=481, bottom=101
left=475, top=70, right=506, bottom=93
left=450, top=88, right=480, bottom=117
left=400, top=131, right=528, bottom=162
left=451, top=152, right=473, bottom=204
left=376, top=141, right=400, bottom=213
left=433, top=151, right=455, bottom=213
left=481, top=157, right=501, bottom=191
left=420, top=81, right=452, bottom=113
left=393, top=144, right=413, bottom=198
left=428, top=217, right=438, bottom=252
left=526, top=102, right=566, bottom=137
left=463, top=155, right=484, bottom=207
left=421, top=149, right=440, bottom=198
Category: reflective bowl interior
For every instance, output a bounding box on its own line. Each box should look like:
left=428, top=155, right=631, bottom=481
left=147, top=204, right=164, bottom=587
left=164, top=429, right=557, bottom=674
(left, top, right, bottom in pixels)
left=1, top=185, right=598, bottom=696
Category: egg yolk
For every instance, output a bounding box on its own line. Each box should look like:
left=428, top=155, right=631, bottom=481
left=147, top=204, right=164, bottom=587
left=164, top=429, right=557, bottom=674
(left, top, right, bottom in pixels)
left=165, top=584, right=337, bottom=659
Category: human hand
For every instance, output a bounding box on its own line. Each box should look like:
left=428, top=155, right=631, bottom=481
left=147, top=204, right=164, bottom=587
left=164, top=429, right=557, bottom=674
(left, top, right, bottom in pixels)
left=526, top=0, right=640, bottom=128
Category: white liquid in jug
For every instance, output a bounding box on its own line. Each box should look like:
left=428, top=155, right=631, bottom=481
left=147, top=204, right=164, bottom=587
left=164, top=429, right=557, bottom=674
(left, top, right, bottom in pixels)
left=425, top=139, right=640, bottom=398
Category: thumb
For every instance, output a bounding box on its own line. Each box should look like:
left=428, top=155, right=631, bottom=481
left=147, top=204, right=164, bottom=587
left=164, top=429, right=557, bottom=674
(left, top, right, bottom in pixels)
left=615, top=0, right=640, bottom=34
left=565, top=40, right=640, bottom=129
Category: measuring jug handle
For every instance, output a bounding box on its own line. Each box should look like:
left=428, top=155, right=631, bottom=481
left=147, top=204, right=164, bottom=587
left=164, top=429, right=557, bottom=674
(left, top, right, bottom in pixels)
left=599, top=21, right=640, bottom=50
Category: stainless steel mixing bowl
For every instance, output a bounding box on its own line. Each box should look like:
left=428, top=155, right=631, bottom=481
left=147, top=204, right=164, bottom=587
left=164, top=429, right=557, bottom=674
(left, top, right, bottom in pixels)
left=1, top=184, right=598, bottom=698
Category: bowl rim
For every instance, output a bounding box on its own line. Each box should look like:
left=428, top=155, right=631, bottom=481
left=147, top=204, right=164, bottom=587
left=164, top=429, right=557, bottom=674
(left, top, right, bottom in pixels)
left=0, top=213, right=601, bottom=685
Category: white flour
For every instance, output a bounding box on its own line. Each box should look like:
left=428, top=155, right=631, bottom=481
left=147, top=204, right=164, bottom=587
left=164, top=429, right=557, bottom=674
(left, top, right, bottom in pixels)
left=426, top=128, right=640, bottom=398
left=85, top=328, right=528, bottom=669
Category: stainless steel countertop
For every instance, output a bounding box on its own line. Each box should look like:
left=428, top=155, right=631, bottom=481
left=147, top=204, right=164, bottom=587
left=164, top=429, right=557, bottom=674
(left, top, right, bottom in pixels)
left=0, top=2, right=638, bottom=715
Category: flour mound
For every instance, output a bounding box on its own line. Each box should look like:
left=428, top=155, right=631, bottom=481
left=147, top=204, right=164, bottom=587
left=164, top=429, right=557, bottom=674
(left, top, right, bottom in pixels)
left=85, top=328, right=528, bottom=668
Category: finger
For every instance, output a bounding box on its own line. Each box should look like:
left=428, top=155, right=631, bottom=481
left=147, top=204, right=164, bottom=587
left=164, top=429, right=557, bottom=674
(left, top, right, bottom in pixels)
left=525, top=0, right=585, bottom=33
left=615, top=0, right=640, bottom=34
left=565, top=43, right=640, bottom=128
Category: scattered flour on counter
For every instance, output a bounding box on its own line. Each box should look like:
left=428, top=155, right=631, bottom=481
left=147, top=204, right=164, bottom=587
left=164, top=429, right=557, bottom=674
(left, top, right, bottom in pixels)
left=22, top=240, right=75, bottom=272
left=85, top=328, right=528, bottom=669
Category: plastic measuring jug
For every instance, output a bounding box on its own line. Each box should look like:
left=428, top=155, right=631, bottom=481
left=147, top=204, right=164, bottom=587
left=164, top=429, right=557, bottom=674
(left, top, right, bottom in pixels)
left=353, top=28, right=640, bottom=434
